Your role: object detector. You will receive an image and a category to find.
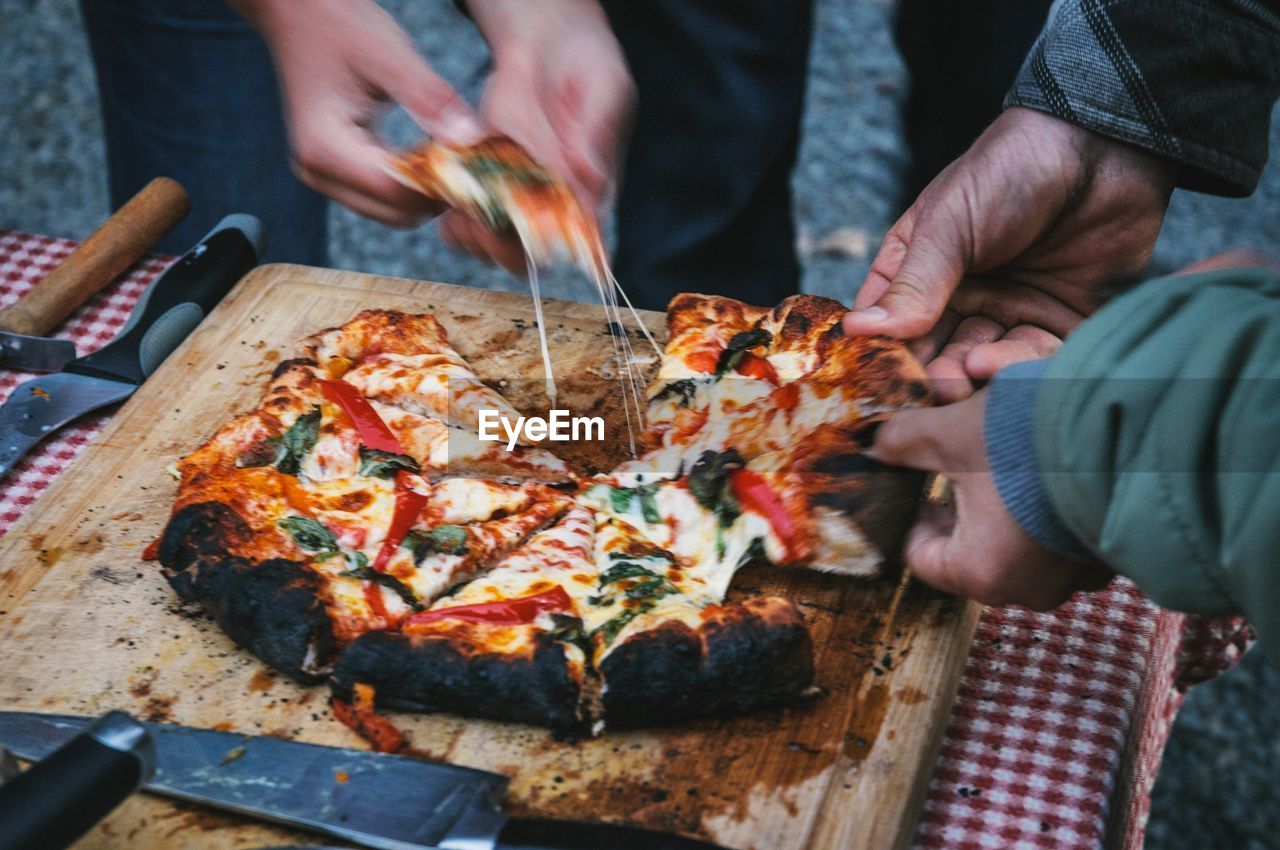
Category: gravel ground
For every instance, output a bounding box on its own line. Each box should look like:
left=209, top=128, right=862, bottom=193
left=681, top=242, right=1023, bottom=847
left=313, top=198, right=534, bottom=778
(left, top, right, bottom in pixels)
left=2, top=0, right=1278, bottom=846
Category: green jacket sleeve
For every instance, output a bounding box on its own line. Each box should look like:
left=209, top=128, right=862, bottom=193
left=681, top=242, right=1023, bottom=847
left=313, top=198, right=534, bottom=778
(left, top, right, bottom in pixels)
left=1032, top=268, right=1280, bottom=656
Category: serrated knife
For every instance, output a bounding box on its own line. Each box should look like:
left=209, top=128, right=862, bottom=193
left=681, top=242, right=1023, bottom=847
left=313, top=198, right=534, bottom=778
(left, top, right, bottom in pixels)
left=0, top=711, right=724, bottom=850
left=0, top=214, right=263, bottom=481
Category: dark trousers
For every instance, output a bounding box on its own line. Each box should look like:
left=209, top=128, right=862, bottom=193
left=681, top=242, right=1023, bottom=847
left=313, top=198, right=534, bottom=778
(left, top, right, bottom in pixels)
left=895, top=0, right=1053, bottom=199
left=602, top=0, right=813, bottom=310
left=79, top=0, right=328, bottom=265
left=80, top=0, right=1048, bottom=305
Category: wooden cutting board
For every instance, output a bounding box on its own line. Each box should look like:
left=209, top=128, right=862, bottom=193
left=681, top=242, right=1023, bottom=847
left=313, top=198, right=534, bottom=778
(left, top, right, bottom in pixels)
left=0, top=265, right=979, bottom=850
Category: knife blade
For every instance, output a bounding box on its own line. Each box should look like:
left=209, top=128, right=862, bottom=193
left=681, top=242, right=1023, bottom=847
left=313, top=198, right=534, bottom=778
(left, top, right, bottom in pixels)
left=0, top=177, right=190, bottom=372
left=0, top=712, right=726, bottom=850
left=0, top=213, right=263, bottom=480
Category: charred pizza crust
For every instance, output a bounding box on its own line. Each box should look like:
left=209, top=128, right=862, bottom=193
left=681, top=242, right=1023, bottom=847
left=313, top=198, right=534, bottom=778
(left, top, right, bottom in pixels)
left=331, top=627, right=592, bottom=735
left=160, top=502, right=336, bottom=682
left=599, top=597, right=815, bottom=728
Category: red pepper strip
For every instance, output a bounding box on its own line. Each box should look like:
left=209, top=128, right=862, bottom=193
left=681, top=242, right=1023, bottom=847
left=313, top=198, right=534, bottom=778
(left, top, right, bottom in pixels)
left=318, top=381, right=425, bottom=615
left=319, top=379, right=402, bottom=454
left=331, top=684, right=403, bottom=753
left=735, top=351, right=779, bottom=385
left=404, top=586, right=574, bottom=629
left=141, top=538, right=161, bottom=561
left=730, top=468, right=803, bottom=563
left=371, top=485, right=429, bottom=573
left=364, top=584, right=390, bottom=621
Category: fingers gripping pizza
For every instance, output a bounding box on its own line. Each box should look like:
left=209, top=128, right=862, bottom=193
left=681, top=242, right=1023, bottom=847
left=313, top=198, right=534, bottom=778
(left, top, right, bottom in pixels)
left=157, top=297, right=928, bottom=740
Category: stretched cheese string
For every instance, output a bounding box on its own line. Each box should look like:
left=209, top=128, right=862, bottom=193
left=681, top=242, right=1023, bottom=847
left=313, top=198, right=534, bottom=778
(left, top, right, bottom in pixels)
left=505, top=192, right=661, bottom=458
left=584, top=243, right=648, bottom=457
left=523, top=250, right=559, bottom=405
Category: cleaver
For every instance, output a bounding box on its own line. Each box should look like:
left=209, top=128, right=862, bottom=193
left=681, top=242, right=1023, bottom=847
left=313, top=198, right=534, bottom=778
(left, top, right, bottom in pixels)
left=0, top=176, right=190, bottom=372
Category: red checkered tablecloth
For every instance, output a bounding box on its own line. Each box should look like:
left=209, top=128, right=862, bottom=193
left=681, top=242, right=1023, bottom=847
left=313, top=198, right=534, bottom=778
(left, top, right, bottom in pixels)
left=0, top=229, right=1253, bottom=850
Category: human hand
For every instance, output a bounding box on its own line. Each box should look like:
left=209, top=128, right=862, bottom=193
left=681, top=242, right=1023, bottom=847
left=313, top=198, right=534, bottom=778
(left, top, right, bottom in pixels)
left=868, top=391, right=1112, bottom=610
left=230, top=0, right=485, bottom=227
left=844, top=108, right=1175, bottom=400
left=439, top=0, right=635, bottom=272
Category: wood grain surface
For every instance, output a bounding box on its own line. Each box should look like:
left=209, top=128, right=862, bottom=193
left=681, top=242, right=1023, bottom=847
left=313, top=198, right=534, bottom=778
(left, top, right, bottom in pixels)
left=0, top=264, right=979, bottom=850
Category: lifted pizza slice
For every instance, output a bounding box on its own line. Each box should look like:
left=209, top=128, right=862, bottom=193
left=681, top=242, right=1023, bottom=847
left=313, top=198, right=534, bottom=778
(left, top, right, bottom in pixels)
left=390, top=135, right=602, bottom=274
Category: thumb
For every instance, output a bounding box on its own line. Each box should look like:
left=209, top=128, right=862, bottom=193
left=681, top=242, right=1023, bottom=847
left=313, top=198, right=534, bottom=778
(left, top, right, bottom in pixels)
left=842, top=203, right=968, bottom=340
left=864, top=407, right=949, bottom=472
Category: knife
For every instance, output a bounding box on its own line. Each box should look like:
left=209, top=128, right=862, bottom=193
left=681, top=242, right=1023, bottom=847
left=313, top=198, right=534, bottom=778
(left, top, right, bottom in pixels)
left=0, top=176, right=190, bottom=372
left=0, top=213, right=263, bottom=481
left=0, top=712, right=725, bottom=850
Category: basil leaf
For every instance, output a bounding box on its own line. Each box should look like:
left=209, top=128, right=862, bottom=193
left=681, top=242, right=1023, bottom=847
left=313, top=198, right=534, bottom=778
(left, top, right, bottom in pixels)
left=468, top=156, right=554, bottom=185
left=714, top=348, right=744, bottom=379
left=403, top=525, right=469, bottom=562
left=638, top=488, right=662, bottom=524
left=594, top=606, right=646, bottom=647
left=737, top=537, right=768, bottom=568
left=608, top=548, right=675, bottom=564
left=358, top=446, right=420, bottom=479
left=277, top=515, right=338, bottom=553
left=727, top=328, right=772, bottom=351
left=343, top=564, right=423, bottom=611
left=624, top=577, right=676, bottom=601
left=608, top=484, right=662, bottom=524
left=275, top=407, right=321, bottom=476
left=688, top=449, right=744, bottom=513
left=599, top=562, right=657, bottom=586
left=609, top=486, right=633, bottom=514
left=652, top=378, right=702, bottom=408
left=547, top=614, right=593, bottom=655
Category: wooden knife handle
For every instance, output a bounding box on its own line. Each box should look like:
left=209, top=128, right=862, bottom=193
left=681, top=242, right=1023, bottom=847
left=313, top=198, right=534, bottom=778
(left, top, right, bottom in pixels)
left=0, top=177, right=190, bottom=337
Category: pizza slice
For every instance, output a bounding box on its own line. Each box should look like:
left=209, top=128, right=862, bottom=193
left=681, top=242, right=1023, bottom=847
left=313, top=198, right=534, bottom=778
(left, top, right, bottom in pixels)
left=390, top=135, right=603, bottom=274
left=580, top=494, right=814, bottom=729
left=332, top=506, right=602, bottom=736
left=299, top=309, right=535, bottom=442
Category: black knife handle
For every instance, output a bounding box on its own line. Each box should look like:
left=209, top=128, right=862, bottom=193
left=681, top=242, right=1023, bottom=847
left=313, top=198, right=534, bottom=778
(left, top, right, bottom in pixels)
left=0, top=711, right=155, bottom=850
left=65, top=214, right=264, bottom=385
left=495, top=818, right=728, bottom=850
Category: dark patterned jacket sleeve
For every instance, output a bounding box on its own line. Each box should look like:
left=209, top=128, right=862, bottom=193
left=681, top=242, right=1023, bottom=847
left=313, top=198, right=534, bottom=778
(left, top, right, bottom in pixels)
left=1006, top=0, right=1280, bottom=196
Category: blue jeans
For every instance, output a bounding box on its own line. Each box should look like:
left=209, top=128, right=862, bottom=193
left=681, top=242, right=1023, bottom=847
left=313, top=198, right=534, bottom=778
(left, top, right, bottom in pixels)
left=80, top=0, right=328, bottom=265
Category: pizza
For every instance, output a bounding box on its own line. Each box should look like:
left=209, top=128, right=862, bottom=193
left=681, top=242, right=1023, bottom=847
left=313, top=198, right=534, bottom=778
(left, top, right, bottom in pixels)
left=156, top=296, right=929, bottom=742
left=390, top=135, right=602, bottom=276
